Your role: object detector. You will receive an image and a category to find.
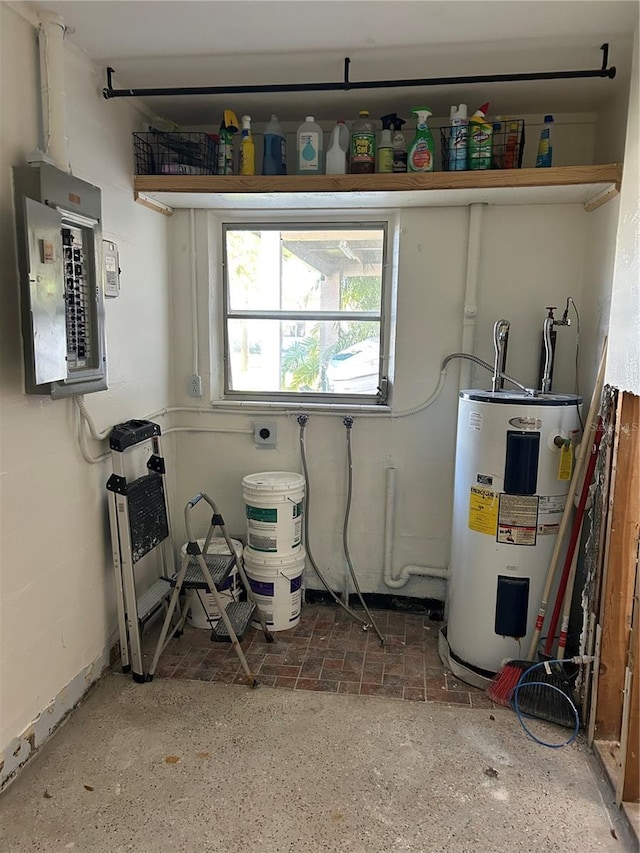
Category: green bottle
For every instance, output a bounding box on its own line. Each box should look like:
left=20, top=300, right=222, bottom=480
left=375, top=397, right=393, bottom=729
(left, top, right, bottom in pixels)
left=408, top=108, right=435, bottom=172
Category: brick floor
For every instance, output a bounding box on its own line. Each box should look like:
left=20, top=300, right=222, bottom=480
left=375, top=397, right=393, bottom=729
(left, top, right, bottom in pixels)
left=139, top=603, right=501, bottom=708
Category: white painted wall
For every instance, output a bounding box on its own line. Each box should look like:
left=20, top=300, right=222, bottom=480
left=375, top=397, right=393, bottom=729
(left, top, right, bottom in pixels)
left=0, top=5, right=171, bottom=781
left=606, top=27, right=640, bottom=394
left=168, top=202, right=592, bottom=601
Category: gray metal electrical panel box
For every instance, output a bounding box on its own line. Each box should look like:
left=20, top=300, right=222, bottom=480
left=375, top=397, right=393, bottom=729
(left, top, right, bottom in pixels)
left=13, top=163, right=107, bottom=397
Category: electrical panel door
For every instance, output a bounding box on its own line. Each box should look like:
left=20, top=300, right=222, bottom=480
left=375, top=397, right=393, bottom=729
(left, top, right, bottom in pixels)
left=22, top=197, right=66, bottom=385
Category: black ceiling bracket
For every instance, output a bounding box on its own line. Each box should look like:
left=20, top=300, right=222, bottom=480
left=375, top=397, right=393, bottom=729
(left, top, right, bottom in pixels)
left=102, top=44, right=616, bottom=100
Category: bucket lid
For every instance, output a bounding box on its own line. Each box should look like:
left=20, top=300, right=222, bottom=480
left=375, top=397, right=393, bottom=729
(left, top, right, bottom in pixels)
left=243, top=545, right=306, bottom=570
left=242, top=471, right=305, bottom=491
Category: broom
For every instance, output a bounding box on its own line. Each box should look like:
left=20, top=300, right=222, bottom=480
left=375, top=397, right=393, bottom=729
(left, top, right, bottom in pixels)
left=513, top=417, right=605, bottom=723
left=487, top=340, right=607, bottom=706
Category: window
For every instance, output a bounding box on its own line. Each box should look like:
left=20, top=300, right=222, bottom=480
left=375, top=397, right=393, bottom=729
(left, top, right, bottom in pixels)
left=222, top=222, right=389, bottom=403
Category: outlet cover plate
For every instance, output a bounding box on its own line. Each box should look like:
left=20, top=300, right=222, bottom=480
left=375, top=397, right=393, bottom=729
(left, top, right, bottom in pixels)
left=254, top=421, right=277, bottom=447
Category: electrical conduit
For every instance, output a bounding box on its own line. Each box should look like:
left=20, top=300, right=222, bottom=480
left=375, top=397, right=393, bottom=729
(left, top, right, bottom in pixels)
left=38, top=11, right=68, bottom=171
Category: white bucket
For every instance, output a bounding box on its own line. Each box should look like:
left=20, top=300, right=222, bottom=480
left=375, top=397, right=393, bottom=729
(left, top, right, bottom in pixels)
left=180, top=538, right=243, bottom=630
left=242, top=471, right=305, bottom=555
left=243, top=546, right=305, bottom=631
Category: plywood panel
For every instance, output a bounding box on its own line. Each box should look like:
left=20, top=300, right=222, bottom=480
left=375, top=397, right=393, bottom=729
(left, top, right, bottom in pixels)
left=596, top=393, right=640, bottom=740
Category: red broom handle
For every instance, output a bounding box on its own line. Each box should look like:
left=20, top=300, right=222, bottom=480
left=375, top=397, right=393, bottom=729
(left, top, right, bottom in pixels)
left=543, top=417, right=605, bottom=656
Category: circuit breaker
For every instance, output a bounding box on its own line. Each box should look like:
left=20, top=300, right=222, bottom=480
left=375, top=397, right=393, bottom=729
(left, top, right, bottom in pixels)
left=13, top=163, right=107, bottom=397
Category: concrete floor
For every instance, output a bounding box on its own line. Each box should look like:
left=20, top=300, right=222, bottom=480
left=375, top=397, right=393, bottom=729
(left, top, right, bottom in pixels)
left=0, top=674, right=633, bottom=853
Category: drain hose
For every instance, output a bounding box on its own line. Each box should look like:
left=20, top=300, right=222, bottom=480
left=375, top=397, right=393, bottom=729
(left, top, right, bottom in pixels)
left=298, top=416, right=370, bottom=629
left=343, top=418, right=386, bottom=646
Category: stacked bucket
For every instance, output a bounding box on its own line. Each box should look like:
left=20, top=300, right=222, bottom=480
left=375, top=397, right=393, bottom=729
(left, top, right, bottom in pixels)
left=242, top=471, right=306, bottom=631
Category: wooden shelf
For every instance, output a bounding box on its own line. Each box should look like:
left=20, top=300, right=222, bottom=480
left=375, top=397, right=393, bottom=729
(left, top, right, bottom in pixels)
left=133, top=164, right=622, bottom=214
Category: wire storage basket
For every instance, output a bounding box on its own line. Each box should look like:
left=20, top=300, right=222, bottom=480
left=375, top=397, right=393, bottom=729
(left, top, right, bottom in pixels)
left=133, top=131, right=218, bottom=175
left=439, top=119, right=525, bottom=171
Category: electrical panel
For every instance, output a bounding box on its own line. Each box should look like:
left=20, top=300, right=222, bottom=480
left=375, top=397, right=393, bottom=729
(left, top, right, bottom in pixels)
left=13, top=163, right=107, bottom=397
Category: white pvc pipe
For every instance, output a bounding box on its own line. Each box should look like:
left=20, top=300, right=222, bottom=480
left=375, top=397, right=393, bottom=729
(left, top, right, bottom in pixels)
left=458, top=204, right=485, bottom=391
left=190, top=209, right=199, bottom=377
left=38, top=11, right=68, bottom=171
left=383, top=467, right=449, bottom=589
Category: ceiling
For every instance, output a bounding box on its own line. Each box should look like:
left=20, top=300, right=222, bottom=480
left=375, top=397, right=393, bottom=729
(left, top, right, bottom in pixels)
left=31, top=1, right=638, bottom=125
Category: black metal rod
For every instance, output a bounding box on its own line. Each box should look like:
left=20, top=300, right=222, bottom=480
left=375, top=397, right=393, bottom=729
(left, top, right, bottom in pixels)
left=102, top=46, right=616, bottom=100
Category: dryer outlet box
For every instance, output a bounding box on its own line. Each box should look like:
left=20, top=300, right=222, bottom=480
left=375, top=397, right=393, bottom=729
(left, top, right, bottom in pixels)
left=254, top=421, right=277, bottom=447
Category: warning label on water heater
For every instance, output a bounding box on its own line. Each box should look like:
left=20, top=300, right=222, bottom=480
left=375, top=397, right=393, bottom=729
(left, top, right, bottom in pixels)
left=468, top=486, right=498, bottom=535
left=497, top=493, right=539, bottom=546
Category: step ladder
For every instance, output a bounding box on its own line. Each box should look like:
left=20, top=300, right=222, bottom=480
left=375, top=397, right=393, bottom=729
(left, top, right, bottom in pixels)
left=106, top=419, right=177, bottom=682
left=148, top=492, right=274, bottom=687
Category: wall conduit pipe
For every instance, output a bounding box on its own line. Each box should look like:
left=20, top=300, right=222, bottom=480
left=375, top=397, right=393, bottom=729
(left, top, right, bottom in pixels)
left=38, top=11, right=68, bottom=171
left=458, top=203, right=485, bottom=391
left=383, top=467, right=450, bottom=589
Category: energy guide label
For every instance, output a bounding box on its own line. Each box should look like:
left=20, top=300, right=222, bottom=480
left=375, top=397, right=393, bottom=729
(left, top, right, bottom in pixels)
left=468, top=486, right=498, bottom=535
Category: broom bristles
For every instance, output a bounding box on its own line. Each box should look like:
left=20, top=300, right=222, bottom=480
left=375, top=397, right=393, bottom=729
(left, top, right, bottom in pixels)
left=486, top=660, right=532, bottom=706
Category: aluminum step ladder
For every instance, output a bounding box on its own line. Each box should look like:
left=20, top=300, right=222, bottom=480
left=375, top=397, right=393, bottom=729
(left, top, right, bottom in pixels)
left=106, top=419, right=177, bottom=682
left=148, top=492, right=274, bottom=687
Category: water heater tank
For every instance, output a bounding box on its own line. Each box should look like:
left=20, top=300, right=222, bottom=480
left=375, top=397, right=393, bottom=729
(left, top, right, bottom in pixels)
left=446, top=390, right=581, bottom=678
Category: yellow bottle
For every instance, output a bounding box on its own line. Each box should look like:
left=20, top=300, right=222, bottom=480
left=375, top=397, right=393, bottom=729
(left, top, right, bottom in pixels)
left=239, top=115, right=255, bottom=176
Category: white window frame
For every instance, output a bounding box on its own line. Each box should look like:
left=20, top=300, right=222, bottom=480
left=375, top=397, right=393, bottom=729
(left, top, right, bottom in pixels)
left=220, top=214, right=395, bottom=406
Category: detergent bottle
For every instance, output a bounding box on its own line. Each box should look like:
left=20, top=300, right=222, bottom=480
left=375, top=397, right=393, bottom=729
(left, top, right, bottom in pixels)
left=468, top=102, right=492, bottom=170
left=535, top=115, right=554, bottom=167
left=392, top=117, right=407, bottom=173
left=376, top=114, right=395, bottom=173
left=326, top=120, right=348, bottom=174
left=296, top=115, right=324, bottom=174
left=262, top=114, right=287, bottom=175
left=408, top=108, right=435, bottom=172
left=239, top=115, right=255, bottom=176
left=350, top=110, right=375, bottom=174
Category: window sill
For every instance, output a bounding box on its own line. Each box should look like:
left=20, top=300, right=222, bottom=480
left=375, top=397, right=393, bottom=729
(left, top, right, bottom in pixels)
left=210, top=398, right=392, bottom=414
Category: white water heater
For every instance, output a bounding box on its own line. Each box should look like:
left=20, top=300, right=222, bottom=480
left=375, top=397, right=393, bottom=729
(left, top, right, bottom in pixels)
left=446, top=390, right=581, bottom=678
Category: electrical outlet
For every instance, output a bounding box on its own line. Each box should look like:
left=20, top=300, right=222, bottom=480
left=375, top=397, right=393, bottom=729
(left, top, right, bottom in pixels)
left=189, top=374, right=202, bottom=397
left=254, top=421, right=277, bottom=447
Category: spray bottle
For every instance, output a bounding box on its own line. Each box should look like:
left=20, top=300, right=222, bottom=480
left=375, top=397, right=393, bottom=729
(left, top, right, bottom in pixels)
left=239, top=115, right=255, bottom=176
left=216, top=109, right=239, bottom=175
left=376, top=114, right=395, bottom=173
left=392, top=117, right=407, bottom=173
left=408, top=108, right=435, bottom=172
left=448, top=104, right=468, bottom=171
left=326, top=120, right=348, bottom=174
left=468, top=102, right=492, bottom=170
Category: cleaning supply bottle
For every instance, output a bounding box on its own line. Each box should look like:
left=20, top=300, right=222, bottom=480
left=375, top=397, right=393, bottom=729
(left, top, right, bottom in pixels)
left=262, top=114, right=287, bottom=176
left=392, top=117, right=407, bottom=173
left=503, top=118, right=521, bottom=170
left=376, top=114, right=395, bottom=173
left=448, top=104, right=468, bottom=171
left=535, top=115, right=554, bottom=168
left=325, top=120, right=348, bottom=174
left=350, top=110, right=375, bottom=174
left=239, top=115, right=255, bottom=176
left=296, top=115, right=324, bottom=174
left=216, top=109, right=239, bottom=175
left=468, top=102, right=492, bottom=170
left=408, top=108, right=435, bottom=172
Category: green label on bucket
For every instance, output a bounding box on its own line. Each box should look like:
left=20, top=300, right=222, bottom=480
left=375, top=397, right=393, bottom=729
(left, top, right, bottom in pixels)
left=246, top=505, right=277, bottom=522
left=293, top=501, right=303, bottom=519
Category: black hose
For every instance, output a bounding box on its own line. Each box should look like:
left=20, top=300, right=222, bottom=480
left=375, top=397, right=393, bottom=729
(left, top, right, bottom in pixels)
left=297, top=415, right=370, bottom=628
left=342, top=418, right=386, bottom=646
